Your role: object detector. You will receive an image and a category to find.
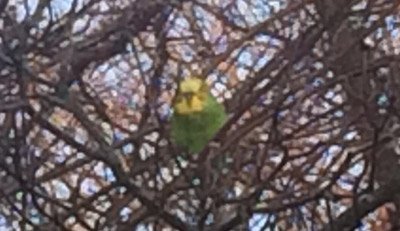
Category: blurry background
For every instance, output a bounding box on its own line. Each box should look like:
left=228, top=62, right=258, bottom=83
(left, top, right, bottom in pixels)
left=0, top=0, right=400, bottom=230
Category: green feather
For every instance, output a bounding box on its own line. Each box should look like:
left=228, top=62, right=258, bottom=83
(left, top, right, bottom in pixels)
left=171, top=94, right=227, bottom=153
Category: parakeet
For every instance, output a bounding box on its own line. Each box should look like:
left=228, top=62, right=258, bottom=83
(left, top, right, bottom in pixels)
left=171, top=77, right=227, bottom=153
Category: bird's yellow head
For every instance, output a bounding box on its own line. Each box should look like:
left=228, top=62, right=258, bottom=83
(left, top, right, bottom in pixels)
left=174, top=77, right=208, bottom=115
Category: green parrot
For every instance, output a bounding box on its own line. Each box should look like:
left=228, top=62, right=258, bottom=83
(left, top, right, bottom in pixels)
left=171, top=77, right=227, bottom=153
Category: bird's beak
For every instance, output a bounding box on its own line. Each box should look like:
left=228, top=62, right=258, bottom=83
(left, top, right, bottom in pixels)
left=181, top=92, right=193, bottom=97
left=182, top=92, right=194, bottom=106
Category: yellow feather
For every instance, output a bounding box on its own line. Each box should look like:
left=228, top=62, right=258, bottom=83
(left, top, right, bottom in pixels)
left=180, top=77, right=203, bottom=93
left=189, top=95, right=204, bottom=112
left=174, top=77, right=208, bottom=114
left=175, top=97, right=191, bottom=114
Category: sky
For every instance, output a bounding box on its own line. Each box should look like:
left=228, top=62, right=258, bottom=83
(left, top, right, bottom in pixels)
left=2, top=0, right=388, bottom=230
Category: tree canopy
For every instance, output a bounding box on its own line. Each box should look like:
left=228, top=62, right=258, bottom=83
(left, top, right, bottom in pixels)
left=1, top=0, right=400, bottom=230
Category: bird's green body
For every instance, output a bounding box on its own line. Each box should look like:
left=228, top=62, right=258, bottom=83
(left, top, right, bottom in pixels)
left=171, top=93, right=226, bottom=153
